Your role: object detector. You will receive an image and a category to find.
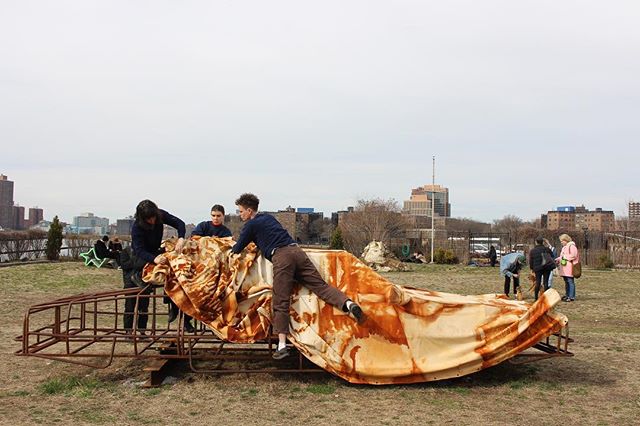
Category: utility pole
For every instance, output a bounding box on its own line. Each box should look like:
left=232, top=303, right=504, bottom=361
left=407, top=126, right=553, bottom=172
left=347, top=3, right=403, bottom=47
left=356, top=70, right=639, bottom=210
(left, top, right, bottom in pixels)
left=430, top=155, right=435, bottom=263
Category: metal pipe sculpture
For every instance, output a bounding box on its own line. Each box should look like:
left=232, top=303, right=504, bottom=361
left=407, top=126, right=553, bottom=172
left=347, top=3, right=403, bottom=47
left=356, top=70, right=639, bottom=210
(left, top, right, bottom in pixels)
left=17, top=236, right=571, bottom=385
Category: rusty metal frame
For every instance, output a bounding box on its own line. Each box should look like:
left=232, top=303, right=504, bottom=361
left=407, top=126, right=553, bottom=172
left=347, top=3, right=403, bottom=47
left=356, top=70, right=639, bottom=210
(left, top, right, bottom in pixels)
left=509, top=326, right=573, bottom=364
left=15, top=286, right=323, bottom=375
left=16, top=286, right=572, bottom=377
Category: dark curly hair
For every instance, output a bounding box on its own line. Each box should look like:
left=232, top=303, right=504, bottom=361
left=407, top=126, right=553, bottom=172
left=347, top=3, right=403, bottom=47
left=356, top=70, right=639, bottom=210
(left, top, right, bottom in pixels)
left=135, top=199, right=162, bottom=229
left=235, top=193, right=259, bottom=211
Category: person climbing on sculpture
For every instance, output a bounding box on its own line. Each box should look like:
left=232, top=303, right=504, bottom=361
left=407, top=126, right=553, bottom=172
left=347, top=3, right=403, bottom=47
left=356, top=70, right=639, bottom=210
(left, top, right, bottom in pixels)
left=500, top=252, right=526, bottom=299
left=230, top=193, right=365, bottom=360
left=191, top=204, right=233, bottom=238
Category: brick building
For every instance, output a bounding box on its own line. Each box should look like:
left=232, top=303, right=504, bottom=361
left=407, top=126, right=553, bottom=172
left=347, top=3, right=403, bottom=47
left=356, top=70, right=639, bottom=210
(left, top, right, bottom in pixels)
left=542, top=205, right=615, bottom=231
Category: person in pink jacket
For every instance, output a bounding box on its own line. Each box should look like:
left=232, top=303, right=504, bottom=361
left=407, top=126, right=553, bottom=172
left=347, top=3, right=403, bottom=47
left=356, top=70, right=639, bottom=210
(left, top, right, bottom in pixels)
left=556, top=234, right=580, bottom=302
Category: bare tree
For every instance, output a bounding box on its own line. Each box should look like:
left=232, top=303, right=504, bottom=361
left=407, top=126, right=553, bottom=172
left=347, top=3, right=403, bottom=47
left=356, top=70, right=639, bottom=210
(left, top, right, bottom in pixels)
left=309, top=217, right=334, bottom=244
left=340, top=198, right=410, bottom=255
left=444, top=217, right=491, bottom=233
left=493, top=215, right=524, bottom=244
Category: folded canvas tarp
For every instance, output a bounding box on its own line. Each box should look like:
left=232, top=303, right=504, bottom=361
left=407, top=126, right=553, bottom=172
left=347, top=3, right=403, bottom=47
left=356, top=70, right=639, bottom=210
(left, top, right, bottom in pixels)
left=143, top=237, right=568, bottom=385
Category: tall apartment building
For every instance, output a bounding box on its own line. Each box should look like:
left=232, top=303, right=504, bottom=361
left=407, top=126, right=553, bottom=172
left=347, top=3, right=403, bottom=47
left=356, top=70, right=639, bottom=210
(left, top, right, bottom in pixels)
left=0, top=175, right=46, bottom=230
left=12, top=205, right=25, bottom=230
left=629, top=201, right=640, bottom=221
left=542, top=205, right=615, bottom=231
left=403, top=184, right=450, bottom=218
left=266, top=206, right=323, bottom=243
left=0, top=174, right=14, bottom=229
left=27, top=207, right=44, bottom=227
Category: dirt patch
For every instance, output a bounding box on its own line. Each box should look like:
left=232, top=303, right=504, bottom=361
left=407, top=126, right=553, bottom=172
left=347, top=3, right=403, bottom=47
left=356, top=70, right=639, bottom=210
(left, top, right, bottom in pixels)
left=1, top=263, right=639, bottom=425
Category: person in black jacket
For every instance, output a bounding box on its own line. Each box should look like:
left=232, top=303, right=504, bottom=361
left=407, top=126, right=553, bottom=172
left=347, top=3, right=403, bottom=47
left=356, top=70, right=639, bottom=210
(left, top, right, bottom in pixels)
left=191, top=204, right=233, bottom=238
left=94, top=235, right=119, bottom=266
left=528, top=236, right=556, bottom=300
left=129, top=199, right=195, bottom=332
left=488, top=245, right=497, bottom=267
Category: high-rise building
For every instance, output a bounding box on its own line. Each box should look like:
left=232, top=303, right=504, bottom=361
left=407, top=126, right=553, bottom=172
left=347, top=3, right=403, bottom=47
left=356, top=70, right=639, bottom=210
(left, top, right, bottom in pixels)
left=0, top=174, right=14, bottom=229
left=12, top=205, right=25, bottom=230
left=27, top=207, right=44, bottom=227
left=0, top=175, right=45, bottom=230
left=403, top=184, right=451, bottom=218
left=629, top=201, right=640, bottom=221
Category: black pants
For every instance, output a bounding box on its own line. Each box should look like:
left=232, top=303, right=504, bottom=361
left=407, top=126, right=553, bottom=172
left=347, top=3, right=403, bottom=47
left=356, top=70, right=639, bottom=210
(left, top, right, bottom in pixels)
left=504, top=275, right=520, bottom=296
left=534, top=269, right=552, bottom=300
left=123, top=270, right=151, bottom=330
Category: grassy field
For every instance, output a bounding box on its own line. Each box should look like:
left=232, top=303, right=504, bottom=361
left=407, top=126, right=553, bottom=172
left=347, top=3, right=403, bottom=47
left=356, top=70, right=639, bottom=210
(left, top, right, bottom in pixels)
left=1, top=262, right=639, bottom=425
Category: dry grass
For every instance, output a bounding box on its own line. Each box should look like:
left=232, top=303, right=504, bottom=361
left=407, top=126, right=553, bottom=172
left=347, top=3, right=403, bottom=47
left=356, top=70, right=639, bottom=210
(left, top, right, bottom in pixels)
left=1, top=262, right=639, bottom=425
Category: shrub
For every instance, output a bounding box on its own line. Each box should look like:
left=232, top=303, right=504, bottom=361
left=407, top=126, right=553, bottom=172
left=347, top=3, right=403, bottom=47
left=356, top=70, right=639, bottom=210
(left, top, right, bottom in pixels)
left=434, top=248, right=458, bottom=264
left=46, top=216, right=63, bottom=260
left=329, top=227, right=344, bottom=250
left=595, top=254, right=614, bottom=269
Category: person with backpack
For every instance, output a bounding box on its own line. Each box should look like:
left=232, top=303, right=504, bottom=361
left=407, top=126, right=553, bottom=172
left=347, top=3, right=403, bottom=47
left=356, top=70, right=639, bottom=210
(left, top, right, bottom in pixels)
left=528, top=237, right=556, bottom=300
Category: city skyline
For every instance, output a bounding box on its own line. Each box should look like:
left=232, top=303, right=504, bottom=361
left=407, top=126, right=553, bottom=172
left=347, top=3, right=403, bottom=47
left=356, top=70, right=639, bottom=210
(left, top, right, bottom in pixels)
left=3, top=171, right=633, bottom=229
left=2, top=2, right=639, bottom=225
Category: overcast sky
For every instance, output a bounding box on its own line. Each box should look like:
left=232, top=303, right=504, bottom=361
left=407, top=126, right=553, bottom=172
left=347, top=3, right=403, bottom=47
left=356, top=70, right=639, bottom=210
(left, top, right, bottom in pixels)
left=1, top=1, right=639, bottom=225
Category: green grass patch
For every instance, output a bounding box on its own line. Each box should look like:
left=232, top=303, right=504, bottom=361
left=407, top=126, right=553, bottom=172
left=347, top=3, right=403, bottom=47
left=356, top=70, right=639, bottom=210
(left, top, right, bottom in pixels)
left=242, top=388, right=259, bottom=397
left=39, top=376, right=114, bottom=396
left=306, top=383, right=336, bottom=395
left=449, top=386, right=471, bottom=396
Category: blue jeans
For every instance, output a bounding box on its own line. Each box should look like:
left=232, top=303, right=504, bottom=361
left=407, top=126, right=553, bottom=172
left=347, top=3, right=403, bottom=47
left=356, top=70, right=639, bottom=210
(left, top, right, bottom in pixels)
left=563, top=276, right=576, bottom=300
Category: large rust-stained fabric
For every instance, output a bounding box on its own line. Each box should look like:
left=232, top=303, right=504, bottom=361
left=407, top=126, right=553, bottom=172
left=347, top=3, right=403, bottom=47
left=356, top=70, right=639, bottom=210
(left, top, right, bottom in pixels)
left=142, top=237, right=568, bottom=385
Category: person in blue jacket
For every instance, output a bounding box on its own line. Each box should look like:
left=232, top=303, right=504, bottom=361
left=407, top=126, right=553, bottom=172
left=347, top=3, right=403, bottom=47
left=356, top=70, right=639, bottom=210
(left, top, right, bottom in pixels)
left=191, top=204, right=232, bottom=238
left=230, top=193, right=364, bottom=360
left=128, top=199, right=194, bottom=332
left=500, top=252, right=526, bottom=299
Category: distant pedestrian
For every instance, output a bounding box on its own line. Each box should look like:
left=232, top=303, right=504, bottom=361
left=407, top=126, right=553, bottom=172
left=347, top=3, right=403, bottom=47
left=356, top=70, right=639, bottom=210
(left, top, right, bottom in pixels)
left=556, top=234, right=580, bottom=302
left=543, top=238, right=557, bottom=288
left=108, top=237, right=123, bottom=254
left=95, top=235, right=119, bottom=266
left=500, top=252, right=526, bottom=299
left=489, top=245, right=497, bottom=267
left=528, top=237, right=556, bottom=300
